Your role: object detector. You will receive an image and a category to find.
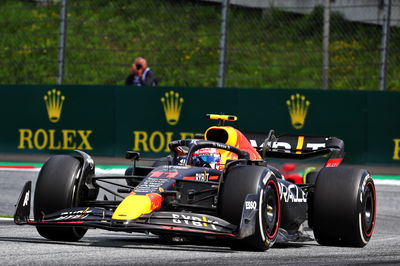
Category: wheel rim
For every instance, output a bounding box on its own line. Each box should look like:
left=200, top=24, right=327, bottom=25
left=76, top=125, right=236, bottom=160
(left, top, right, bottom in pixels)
left=362, top=182, right=376, bottom=237
left=264, top=181, right=280, bottom=239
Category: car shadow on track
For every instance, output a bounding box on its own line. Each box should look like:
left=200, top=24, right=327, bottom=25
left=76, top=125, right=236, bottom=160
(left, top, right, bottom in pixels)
left=273, top=242, right=318, bottom=249
left=86, top=234, right=236, bottom=253
left=0, top=235, right=236, bottom=253
left=0, top=221, right=317, bottom=252
left=0, top=234, right=319, bottom=253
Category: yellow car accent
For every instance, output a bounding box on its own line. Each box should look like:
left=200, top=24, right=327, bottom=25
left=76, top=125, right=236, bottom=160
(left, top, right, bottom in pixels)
left=204, top=125, right=262, bottom=166
left=206, top=114, right=237, bottom=121
left=205, top=126, right=238, bottom=147
left=296, top=136, right=304, bottom=154
left=205, top=126, right=239, bottom=165
left=112, top=193, right=162, bottom=220
left=202, top=216, right=208, bottom=227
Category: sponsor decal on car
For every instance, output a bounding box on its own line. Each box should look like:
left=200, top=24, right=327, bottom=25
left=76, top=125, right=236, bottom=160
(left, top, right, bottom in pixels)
left=195, top=172, right=209, bottom=181
left=149, top=171, right=178, bottom=179
left=54, top=208, right=92, bottom=221
left=325, top=158, right=343, bottom=167
left=134, top=177, right=170, bottom=194
left=278, top=183, right=307, bottom=203
left=22, top=191, right=30, bottom=207
left=245, top=200, right=257, bottom=210
left=248, top=135, right=328, bottom=154
left=171, top=213, right=219, bottom=230
left=182, top=174, right=219, bottom=181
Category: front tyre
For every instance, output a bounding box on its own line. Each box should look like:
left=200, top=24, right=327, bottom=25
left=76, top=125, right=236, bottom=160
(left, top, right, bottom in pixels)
left=219, top=165, right=280, bottom=251
left=312, top=167, right=376, bottom=247
left=34, top=155, right=88, bottom=241
left=250, top=177, right=280, bottom=250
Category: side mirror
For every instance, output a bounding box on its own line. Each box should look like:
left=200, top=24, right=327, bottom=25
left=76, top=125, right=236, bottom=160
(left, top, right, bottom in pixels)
left=125, top=151, right=140, bottom=161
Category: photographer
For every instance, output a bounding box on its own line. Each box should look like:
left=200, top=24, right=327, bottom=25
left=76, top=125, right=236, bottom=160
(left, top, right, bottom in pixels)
left=125, top=57, right=156, bottom=86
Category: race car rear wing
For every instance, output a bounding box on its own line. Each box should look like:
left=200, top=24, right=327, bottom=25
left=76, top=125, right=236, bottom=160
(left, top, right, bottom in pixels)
left=245, top=130, right=344, bottom=167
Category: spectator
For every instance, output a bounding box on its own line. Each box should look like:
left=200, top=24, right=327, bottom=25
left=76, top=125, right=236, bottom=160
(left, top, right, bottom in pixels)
left=125, top=57, right=157, bottom=86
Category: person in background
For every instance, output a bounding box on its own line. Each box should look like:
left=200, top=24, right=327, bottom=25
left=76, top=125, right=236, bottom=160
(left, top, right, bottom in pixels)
left=125, top=57, right=156, bottom=86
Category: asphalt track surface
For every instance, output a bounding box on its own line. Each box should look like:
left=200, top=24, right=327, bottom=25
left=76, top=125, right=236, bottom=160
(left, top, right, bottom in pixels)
left=1, top=169, right=400, bottom=265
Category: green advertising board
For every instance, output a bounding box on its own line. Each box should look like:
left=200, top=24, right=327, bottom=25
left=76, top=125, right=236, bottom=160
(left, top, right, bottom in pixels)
left=0, top=85, right=399, bottom=165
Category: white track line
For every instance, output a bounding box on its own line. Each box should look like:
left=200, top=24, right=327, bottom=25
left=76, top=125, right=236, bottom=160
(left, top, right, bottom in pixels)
left=0, top=167, right=126, bottom=175
left=373, top=179, right=400, bottom=186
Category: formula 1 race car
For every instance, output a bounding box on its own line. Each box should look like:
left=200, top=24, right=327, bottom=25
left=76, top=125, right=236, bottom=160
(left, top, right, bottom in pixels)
left=14, top=114, right=376, bottom=251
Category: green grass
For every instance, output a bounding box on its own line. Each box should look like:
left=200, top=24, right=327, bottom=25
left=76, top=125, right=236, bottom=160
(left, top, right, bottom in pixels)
left=0, top=0, right=399, bottom=90
left=373, top=175, right=400, bottom=180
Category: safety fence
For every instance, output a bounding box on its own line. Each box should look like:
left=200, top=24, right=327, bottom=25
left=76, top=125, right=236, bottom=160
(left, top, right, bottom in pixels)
left=1, top=0, right=400, bottom=90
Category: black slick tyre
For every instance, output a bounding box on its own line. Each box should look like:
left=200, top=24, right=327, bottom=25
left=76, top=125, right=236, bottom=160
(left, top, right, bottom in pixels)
left=312, top=167, right=376, bottom=247
left=219, top=165, right=280, bottom=251
left=34, top=155, right=87, bottom=241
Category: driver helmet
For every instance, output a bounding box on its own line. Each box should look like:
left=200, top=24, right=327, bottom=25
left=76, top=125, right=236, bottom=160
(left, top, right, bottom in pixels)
left=193, top=148, right=221, bottom=169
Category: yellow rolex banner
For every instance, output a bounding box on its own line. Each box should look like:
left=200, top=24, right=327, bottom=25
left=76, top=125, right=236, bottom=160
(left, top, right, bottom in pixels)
left=0, top=85, right=399, bottom=164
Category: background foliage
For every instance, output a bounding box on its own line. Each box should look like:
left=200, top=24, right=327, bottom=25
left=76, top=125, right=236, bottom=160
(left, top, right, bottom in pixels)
left=1, top=0, right=399, bottom=90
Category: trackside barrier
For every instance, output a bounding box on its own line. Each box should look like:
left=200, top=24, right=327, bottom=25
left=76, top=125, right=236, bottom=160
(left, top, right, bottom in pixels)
left=0, top=85, right=399, bottom=164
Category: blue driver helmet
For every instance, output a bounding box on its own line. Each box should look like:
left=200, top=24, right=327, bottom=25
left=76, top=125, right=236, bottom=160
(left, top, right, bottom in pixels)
left=192, top=148, right=221, bottom=169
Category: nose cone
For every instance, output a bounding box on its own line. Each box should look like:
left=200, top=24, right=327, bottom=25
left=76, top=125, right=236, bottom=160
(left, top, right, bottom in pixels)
left=112, top=193, right=163, bottom=220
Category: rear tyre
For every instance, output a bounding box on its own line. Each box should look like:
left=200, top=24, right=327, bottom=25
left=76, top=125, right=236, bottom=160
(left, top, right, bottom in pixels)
left=312, top=167, right=376, bottom=247
left=34, top=155, right=88, bottom=241
left=219, top=165, right=280, bottom=251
